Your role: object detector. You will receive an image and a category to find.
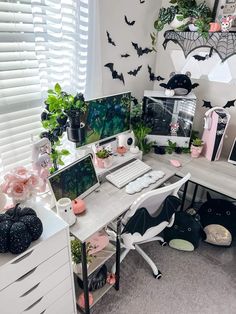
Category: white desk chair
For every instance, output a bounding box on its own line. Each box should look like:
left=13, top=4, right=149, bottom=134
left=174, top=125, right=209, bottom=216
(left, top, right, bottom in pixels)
left=111, top=173, right=191, bottom=278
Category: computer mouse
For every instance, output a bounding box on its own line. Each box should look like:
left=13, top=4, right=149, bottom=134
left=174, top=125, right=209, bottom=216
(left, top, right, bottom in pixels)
left=170, top=159, right=182, bottom=167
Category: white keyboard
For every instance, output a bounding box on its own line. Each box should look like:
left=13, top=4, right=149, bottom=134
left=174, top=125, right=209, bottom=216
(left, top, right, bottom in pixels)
left=106, top=159, right=152, bottom=188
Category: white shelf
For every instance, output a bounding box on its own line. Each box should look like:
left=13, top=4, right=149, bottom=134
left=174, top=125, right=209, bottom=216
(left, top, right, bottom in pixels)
left=75, top=243, right=116, bottom=280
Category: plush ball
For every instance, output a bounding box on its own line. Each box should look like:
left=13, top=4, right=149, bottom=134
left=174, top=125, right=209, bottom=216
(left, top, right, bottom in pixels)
left=198, top=192, right=236, bottom=247
left=164, top=211, right=204, bottom=251
left=160, top=72, right=199, bottom=96
left=0, top=204, right=43, bottom=254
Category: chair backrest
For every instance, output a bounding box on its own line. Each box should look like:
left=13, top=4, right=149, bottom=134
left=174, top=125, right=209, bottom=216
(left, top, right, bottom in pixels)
left=123, top=173, right=191, bottom=222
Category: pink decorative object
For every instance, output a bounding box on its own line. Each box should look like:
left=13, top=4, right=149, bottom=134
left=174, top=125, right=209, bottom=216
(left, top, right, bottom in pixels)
left=88, top=231, right=109, bottom=255
left=107, top=273, right=116, bottom=285
left=219, top=15, right=235, bottom=32
left=209, top=22, right=221, bottom=32
left=72, top=198, right=86, bottom=214
left=116, top=146, right=127, bottom=155
left=170, top=159, right=181, bottom=167
left=1, top=167, right=43, bottom=203
left=77, top=292, right=93, bottom=309
left=190, top=145, right=203, bottom=158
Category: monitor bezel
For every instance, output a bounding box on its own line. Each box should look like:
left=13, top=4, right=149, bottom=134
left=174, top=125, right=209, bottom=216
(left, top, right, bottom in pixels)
left=228, top=137, right=236, bottom=165
left=48, top=154, right=100, bottom=202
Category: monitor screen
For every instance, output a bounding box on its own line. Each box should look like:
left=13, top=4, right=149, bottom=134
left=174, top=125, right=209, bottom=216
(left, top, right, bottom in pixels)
left=48, top=154, right=100, bottom=201
left=83, top=92, right=131, bottom=145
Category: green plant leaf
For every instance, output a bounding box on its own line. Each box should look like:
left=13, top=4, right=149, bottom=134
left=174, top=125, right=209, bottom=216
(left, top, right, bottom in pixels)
left=54, top=83, right=61, bottom=94
left=60, top=149, right=70, bottom=156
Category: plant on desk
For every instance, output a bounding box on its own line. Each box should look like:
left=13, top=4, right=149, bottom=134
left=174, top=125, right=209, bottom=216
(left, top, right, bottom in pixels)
left=190, top=138, right=204, bottom=158
left=71, top=238, right=94, bottom=274
left=95, top=147, right=113, bottom=168
left=133, top=122, right=153, bottom=154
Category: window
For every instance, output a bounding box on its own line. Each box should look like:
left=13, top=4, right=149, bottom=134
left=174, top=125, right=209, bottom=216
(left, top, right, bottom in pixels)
left=0, top=0, right=89, bottom=172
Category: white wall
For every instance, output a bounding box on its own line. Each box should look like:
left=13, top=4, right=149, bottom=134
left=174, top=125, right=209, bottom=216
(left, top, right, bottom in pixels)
left=99, top=0, right=161, bottom=100
left=155, top=0, right=236, bottom=157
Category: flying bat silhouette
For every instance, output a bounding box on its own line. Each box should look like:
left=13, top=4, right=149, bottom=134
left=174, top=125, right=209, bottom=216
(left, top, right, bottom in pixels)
left=202, top=99, right=236, bottom=109
left=104, top=63, right=125, bottom=85
left=147, top=65, right=164, bottom=81
left=140, top=0, right=145, bottom=3
left=124, top=15, right=135, bottom=26
left=132, top=42, right=152, bottom=57
left=127, top=65, right=142, bottom=76
left=121, top=53, right=130, bottom=58
left=106, top=31, right=116, bottom=46
left=193, top=47, right=213, bottom=61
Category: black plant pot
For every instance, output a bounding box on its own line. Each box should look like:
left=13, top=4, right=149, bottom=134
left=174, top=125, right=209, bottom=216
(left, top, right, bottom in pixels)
left=67, top=123, right=85, bottom=143
left=66, top=109, right=81, bottom=128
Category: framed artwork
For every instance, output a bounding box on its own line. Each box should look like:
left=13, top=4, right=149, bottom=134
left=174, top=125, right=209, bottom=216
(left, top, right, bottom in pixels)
left=214, top=0, right=236, bottom=31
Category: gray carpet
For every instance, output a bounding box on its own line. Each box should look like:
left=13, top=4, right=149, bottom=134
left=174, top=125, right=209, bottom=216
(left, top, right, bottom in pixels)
left=93, top=241, right=236, bottom=314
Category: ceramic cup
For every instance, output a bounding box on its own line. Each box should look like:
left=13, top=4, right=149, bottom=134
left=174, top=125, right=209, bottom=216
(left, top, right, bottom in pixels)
left=56, top=197, right=76, bottom=226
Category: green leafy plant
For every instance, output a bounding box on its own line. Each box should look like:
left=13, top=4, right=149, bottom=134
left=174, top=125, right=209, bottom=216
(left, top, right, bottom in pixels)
left=70, top=238, right=94, bottom=265
left=165, top=140, right=177, bottom=154
left=96, top=147, right=112, bottom=159
left=192, top=138, right=203, bottom=147
left=133, top=123, right=152, bottom=154
left=189, top=2, right=212, bottom=38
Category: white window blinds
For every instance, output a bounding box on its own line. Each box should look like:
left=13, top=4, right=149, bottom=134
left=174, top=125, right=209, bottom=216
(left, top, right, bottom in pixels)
left=0, top=0, right=89, bottom=172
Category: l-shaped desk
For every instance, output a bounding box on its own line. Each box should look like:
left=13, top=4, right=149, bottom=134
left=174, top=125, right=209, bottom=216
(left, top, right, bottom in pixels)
left=70, top=152, right=236, bottom=314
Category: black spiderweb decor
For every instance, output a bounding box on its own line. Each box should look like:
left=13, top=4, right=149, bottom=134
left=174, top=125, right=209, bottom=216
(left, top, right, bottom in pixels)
left=163, top=31, right=236, bottom=62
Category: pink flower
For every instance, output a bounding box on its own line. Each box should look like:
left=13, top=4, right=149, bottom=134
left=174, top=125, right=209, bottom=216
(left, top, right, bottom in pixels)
left=8, top=181, right=30, bottom=201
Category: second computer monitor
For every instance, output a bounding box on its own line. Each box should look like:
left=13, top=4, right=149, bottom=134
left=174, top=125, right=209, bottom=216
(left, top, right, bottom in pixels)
left=83, top=92, right=131, bottom=145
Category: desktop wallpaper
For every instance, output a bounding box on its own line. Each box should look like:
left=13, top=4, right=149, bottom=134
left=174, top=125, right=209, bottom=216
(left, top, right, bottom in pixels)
left=49, top=156, right=98, bottom=200
left=84, top=92, right=131, bottom=144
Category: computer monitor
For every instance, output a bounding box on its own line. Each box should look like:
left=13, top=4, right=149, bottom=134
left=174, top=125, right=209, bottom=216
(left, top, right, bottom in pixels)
left=48, top=154, right=100, bottom=201
left=83, top=92, right=131, bottom=146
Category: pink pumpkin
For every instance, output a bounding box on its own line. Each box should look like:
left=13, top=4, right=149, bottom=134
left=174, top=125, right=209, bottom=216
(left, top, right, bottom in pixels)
left=72, top=198, right=86, bottom=214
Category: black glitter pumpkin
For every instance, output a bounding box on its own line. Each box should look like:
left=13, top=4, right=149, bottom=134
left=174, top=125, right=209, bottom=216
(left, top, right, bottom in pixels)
left=0, top=204, right=43, bottom=254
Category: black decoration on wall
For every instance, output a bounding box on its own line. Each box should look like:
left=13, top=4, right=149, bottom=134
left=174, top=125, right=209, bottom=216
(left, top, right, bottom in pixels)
left=106, top=31, right=116, bottom=46
left=132, top=42, right=152, bottom=57
left=127, top=65, right=142, bottom=76
left=193, top=47, right=214, bottom=61
left=140, top=0, right=145, bottom=3
left=121, top=53, right=130, bottom=58
left=148, top=65, right=164, bottom=81
left=202, top=100, right=235, bottom=109
left=104, top=63, right=125, bottom=85
left=124, top=15, right=135, bottom=26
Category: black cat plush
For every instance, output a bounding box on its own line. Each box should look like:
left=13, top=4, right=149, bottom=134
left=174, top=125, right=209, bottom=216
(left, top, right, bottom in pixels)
left=164, top=211, right=204, bottom=251
left=160, top=72, right=199, bottom=96
left=198, top=192, right=236, bottom=247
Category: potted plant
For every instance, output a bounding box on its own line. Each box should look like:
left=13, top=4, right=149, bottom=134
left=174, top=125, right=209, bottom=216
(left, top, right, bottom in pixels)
left=165, top=140, right=177, bottom=154
left=188, top=2, right=212, bottom=38
left=95, top=147, right=113, bottom=168
left=190, top=138, right=204, bottom=158
left=71, top=238, right=94, bottom=274
left=133, top=123, right=153, bottom=154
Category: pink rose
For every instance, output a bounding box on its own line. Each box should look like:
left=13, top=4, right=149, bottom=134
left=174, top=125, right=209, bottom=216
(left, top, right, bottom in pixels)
left=9, top=181, right=30, bottom=200
left=13, top=166, right=30, bottom=182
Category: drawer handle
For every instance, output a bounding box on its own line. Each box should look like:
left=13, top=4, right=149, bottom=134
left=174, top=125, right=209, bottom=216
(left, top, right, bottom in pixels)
left=11, top=250, right=34, bottom=264
left=16, top=267, right=37, bottom=282
left=20, top=282, right=40, bottom=297
left=23, top=296, right=43, bottom=312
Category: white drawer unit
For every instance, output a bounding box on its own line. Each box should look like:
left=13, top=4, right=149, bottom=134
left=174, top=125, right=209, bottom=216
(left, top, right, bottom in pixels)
left=0, top=207, right=76, bottom=314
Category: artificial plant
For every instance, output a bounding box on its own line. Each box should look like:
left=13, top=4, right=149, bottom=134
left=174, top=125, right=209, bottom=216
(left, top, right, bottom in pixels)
left=70, top=238, right=94, bottom=265
left=41, top=83, right=87, bottom=172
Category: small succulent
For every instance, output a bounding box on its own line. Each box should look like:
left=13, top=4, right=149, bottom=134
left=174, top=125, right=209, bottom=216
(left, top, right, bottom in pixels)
left=96, top=147, right=112, bottom=159
left=192, top=138, right=203, bottom=147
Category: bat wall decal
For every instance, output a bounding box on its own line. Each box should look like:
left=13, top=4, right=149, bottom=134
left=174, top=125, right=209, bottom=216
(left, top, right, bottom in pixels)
left=106, top=31, right=116, bottom=46
left=148, top=65, right=164, bottom=81
left=104, top=63, right=125, bottom=85
left=121, top=53, right=130, bottom=58
left=140, top=0, right=145, bottom=3
left=127, top=65, right=142, bottom=76
left=124, top=15, right=135, bottom=26
left=132, top=42, right=152, bottom=57
left=193, top=47, right=214, bottom=61
left=202, top=99, right=236, bottom=109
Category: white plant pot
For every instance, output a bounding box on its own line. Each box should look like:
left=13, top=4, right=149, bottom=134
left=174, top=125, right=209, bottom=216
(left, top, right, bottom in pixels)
left=189, top=23, right=198, bottom=32
left=170, top=15, right=189, bottom=31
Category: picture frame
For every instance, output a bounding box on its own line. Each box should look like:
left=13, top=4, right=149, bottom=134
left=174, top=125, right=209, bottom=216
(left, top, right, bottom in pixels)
left=214, top=0, right=236, bottom=31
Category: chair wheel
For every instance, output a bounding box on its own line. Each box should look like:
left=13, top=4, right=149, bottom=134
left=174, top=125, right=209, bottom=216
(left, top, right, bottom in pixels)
left=158, top=240, right=167, bottom=247
left=153, top=271, right=162, bottom=279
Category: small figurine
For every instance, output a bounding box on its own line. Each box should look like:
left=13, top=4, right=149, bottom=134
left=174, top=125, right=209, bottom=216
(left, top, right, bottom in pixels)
left=56, top=197, right=76, bottom=226
left=219, top=15, right=235, bottom=32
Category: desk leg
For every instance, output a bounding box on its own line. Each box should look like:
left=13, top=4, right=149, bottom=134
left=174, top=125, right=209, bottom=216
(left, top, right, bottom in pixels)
left=115, top=218, right=121, bottom=291
left=191, top=184, right=199, bottom=207
left=81, top=242, right=90, bottom=314
left=180, top=180, right=189, bottom=211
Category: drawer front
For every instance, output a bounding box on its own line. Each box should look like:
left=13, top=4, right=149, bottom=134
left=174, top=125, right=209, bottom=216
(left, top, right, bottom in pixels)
left=0, top=247, right=69, bottom=304
left=21, top=277, right=72, bottom=314
left=2, top=263, right=71, bottom=314
left=0, top=229, right=67, bottom=291
left=43, top=290, right=75, bottom=314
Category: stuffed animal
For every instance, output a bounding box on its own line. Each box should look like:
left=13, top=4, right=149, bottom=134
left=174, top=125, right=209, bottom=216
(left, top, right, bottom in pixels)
left=198, top=192, right=236, bottom=247
left=164, top=211, right=205, bottom=251
left=160, top=72, right=199, bottom=96
left=219, top=15, right=235, bottom=32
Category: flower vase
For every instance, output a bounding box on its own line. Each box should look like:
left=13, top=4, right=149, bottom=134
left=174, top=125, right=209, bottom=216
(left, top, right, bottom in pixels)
left=190, top=145, right=203, bottom=158
left=95, top=156, right=113, bottom=168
